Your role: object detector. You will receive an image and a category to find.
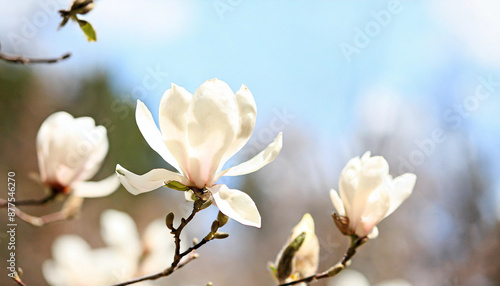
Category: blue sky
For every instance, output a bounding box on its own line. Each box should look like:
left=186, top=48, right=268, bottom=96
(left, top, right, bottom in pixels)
left=2, top=0, right=500, bottom=213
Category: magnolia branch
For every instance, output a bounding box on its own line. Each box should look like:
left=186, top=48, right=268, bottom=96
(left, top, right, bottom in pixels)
left=113, top=199, right=211, bottom=286
left=0, top=192, right=57, bottom=208
left=0, top=44, right=71, bottom=65
left=278, top=236, right=368, bottom=286
left=1, top=195, right=83, bottom=227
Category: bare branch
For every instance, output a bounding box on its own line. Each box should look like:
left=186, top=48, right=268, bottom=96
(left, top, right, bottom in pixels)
left=0, top=44, right=71, bottom=65
left=0, top=192, right=57, bottom=208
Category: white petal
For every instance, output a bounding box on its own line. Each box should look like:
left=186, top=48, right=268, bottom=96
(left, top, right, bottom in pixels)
left=338, top=156, right=362, bottom=216
left=186, top=79, right=239, bottom=187
left=136, top=100, right=182, bottom=173
left=329, top=189, right=346, bottom=216
left=100, top=210, right=141, bottom=259
left=217, top=84, right=257, bottom=172
left=72, top=174, right=120, bottom=198
left=356, top=187, right=391, bottom=237
left=385, top=173, right=416, bottom=218
left=218, top=132, right=282, bottom=178
left=158, top=84, right=192, bottom=175
left=209, top=184, right=261, bottom=228
left=367, top=226, right=379, bottom=239
left=115, top=164, right=190, bottom=195
left=36, top=111, right=73, bottom=182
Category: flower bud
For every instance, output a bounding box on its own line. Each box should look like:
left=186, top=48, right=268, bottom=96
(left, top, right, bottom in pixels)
left=217, top=211, right=229, bottom=227
left=165, top=212, right=175, bottom=230
left=213, top=232, right=229, bottom=239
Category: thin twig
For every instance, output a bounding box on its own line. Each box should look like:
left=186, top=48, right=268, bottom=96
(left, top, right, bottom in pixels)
left=278, top=236, right=368, bottom=286
left=0, top=44, right=71, bottom=65
left=0, top=192, right=57, bottom=208
left=112, top=199, right=211, bottom=286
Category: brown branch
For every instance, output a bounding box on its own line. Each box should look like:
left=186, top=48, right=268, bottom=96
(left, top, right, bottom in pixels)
left=8, top=195, right=84, bottom=227
left=0, top=44, right=71, bottom=65
left=0, top=192, right=57, bottom=208
left=112, top=199, right=212, bottom=286
left=278, top=236, right=368, bottom=286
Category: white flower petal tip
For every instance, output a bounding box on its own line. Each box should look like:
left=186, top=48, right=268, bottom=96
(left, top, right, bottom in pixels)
left=329, top=189, right=346, bottom=217
left=220, top=132, right=283, bottom=178
left=209, top=185, right=261, bottom=228
left=331, top=152, right=416, bottom=238
left=115, top=164, right=189, bottom=195
left=72, top=174, right=120, bottom=198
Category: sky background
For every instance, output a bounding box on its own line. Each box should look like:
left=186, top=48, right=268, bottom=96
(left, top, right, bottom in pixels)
left=1, top=1, right=500, bottom=286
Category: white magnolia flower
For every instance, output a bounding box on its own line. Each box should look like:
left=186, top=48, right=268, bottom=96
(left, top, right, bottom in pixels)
left=37, top=111, right=119, bottom=198
left=43, top=210, right=181, bottom=286
left=330, top=152, right=416, bottom=239
left=116, top=79, right=283, bottom=228
left=270, top=213, right=319, bottom=285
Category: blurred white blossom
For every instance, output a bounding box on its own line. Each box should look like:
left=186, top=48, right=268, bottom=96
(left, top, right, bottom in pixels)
left=43, top=209, right=182, bottom=286
left=328, top=269, right=412, bottom=286
left=330, top=152, right=416, bottom=238
left=270, top=213, right=319, bottom=285
left=116, top=79, right=283, bottom=228
left=37, top=111, right=119, bottom=198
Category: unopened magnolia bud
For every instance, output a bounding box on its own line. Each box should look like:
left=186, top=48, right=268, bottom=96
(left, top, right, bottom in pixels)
left=277, top=232, right=306, bottom=280
left=206, top=282, right=213, bottom=286
left=165, top=181, right=190, bottom=191
left=193, top=237, right=199, bottom=245
left=217, top=211, right=229, bottom=227
left=165, top=212, right=175, bottom=230
left=326, top=264, right=344, bottom=277
left=211, top=220, right=220, bottom=233
left=213, top=232, right=229, bottom=239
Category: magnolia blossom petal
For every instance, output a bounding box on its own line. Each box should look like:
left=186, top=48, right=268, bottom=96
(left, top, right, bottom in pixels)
left=217, top=84, right=257, bottom=172
left=186, top=79, right=239, bottom=187
left=72, top=174, right=120, bottom=198
left=329, top=189, right=346, bottom=216
left=356, top=187, right=391, bottom=237
left=218, top=132, right=282, bottom=178
left=136, top=100, right=182, bottom=173
left=367, top=226, right=379, bottom=239
left=115, top=164, right=190, bottom=195
left=209, top=184, right=261, bottom=228
left=358, top=152, right=389, bottom=193
left=338, top=156, right=361, bottom=216
left=385, top=173, right=416, bottom=218
left=100, top=210, right=141, bottom=260
left=36, top=112, right=73, bottom=182
left=158, top=84, right=192, bottom=175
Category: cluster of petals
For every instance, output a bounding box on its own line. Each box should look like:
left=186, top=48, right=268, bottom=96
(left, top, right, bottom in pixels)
left=117, top=79, right=282, bottom=227
left=37, top=111, right=119, bottom=198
